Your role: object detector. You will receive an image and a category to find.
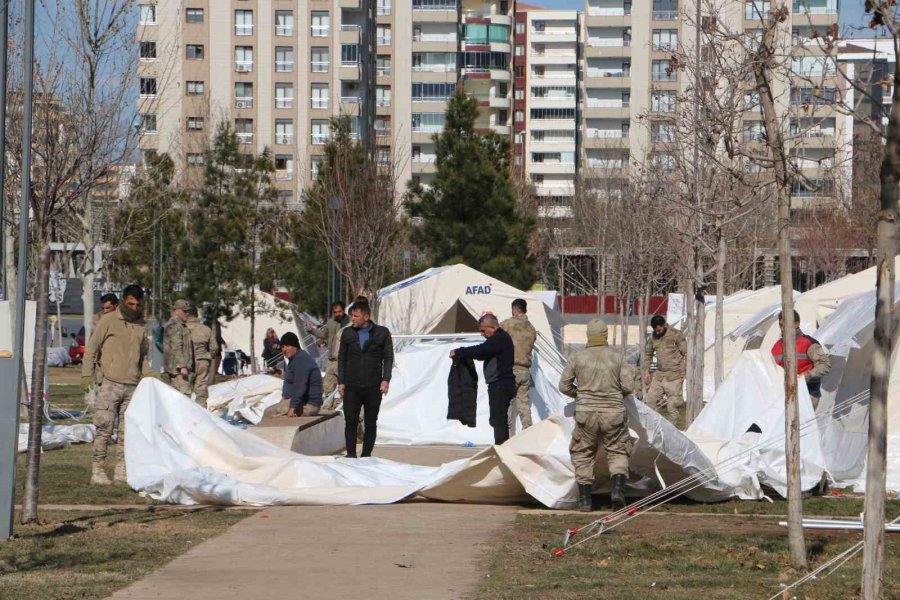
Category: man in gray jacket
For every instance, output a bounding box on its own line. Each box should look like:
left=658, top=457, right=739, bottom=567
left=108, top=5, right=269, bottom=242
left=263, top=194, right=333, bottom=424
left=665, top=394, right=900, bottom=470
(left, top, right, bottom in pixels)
left=280, top=332, right=323, bottom=417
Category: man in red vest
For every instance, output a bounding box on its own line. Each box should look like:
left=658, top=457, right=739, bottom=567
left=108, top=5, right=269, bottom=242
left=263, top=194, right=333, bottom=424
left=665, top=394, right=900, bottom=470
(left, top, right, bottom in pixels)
left=771, top=310, right=831, bottom=408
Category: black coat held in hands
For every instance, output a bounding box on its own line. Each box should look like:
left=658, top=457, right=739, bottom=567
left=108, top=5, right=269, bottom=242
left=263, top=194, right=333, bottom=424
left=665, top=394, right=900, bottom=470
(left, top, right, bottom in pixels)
left=448, top=357, right=478, bottom=427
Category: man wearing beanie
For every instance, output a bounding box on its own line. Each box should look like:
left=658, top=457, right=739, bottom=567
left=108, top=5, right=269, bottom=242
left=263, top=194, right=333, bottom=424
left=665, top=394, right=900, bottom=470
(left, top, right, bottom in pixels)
left=280, top=332, right=323, bottom=417
left=559, top=318, right=633, bottom=512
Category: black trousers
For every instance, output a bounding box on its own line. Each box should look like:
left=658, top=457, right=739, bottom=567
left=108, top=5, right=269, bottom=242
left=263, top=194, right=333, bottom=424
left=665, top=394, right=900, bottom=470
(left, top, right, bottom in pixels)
left=488, top=381, right=517, bottom=445
left=343, top=386, right=382, bottom=457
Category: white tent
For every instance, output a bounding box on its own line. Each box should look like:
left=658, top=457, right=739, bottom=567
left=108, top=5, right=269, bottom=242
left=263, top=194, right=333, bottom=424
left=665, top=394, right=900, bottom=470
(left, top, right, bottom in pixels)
left=376, top=264, right=565, bottom=348
left=0, top=300, right=36, bottom=383
left=219, top=289, right=304, bottom=367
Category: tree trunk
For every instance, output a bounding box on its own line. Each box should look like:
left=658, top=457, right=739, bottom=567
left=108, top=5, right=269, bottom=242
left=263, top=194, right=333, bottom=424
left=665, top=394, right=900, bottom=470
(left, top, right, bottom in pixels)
left=249, top=287, right=258, bottom=375
left=687, top=288, right=706, bottom=425
left=714, top=228, right=727, bottom=390
left=620, top=293, right=629, bottom=354
left=22, top=241, right=51, bottom=524
left=860, top=60, right=900, bottom=600
left=82, top=210, right=95, bottom=343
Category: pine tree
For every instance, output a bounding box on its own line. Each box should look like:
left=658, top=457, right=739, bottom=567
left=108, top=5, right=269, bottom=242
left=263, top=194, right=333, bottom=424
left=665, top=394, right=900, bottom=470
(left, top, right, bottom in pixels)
left=406, top=92, right=536, bottom=290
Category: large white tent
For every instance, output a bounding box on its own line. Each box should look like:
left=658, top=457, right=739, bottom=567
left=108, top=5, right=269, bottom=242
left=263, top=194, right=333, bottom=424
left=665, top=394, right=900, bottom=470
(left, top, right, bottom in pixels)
left=0, top=300, right=36, bottom=383
left=376, top=265, right=565, bottom=348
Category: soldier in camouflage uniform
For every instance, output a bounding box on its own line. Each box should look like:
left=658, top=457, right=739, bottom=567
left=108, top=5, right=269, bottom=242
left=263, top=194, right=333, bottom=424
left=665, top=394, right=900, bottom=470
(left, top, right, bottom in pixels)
left=164, top=299, right=195, bottom=395
left=643, top=315, right=687, bottom=427
left=186, top=306, right=218, bottom=406
left=81, top=285, right=149, bottom=485
left=306, top=301, right=349, bottom=400
left=559, top=318, right=633, bottom=512
left=500, top=298, right=537, bottom=438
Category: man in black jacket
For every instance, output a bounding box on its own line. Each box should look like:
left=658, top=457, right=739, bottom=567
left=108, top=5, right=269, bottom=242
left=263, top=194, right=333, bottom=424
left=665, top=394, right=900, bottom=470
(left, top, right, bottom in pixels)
left=451, top=314, right=517, bottom=445
left=337, top=302, right=394, bottom=458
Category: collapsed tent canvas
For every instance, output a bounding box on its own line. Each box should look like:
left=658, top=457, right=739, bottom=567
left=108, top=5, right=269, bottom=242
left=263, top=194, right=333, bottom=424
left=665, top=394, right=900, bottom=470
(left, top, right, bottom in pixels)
left=207, top=374, right=283, bottom=425
left=18, top=423, right=95, bottom=453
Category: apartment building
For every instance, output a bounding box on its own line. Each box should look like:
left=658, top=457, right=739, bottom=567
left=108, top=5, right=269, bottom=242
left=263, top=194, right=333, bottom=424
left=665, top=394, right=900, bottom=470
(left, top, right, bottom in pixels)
left=136, top=0, right=518, bottom=205
left=514, top=7, right=580, bottom=218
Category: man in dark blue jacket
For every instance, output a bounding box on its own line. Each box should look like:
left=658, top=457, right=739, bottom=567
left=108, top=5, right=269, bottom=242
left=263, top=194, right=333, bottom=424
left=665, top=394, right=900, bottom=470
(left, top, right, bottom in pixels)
left=337, top=301, right=394, bottom=458
left=280, top=332, right=323, bottom=417
left=451, top=314, right=517, bottom=445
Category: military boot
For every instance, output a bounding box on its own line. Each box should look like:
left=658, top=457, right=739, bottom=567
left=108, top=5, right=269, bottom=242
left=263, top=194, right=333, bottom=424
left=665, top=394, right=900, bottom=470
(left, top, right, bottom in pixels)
left=610, top=474, right=627, bottom=510
left=91, top=462, right=112, bottom=486
left=113, top=459, right=127, bottom=484
left=577, top=483, right=593, bottom=512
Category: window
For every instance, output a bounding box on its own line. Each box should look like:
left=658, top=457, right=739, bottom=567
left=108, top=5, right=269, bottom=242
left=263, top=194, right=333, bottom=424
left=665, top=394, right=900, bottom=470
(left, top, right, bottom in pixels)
left=529, top=108, right=575, bottom=120
left=278, top=190, right=295, bottom=207
left=411, top=82, right=456, bottom=101
left=651, top=90, right=677, bottom=112
left=235, top=10, right=253, bottom=35
left=186, top=153, right=204, bottom=166
left=411, top=112, right=445, bottom=132
left=376, top=85, right=391, bottom=107
left=311, top=156, right=323, bottom=180
left=377, top=55, right=392, bottom=76
left=311, top=11, right=330, bottom=37
left=531, top=86, right=576, bottom=99
left=515, top=45, right=524, bottom=56
left=235, top=118, right=253, bottom=144
left=377, top=24, right=391, bottom=46
left=139, top=41, right=156, bottom=60
left=276, top=82, right=294, bottom=109
left=140, top=77, right=157, bottom=96
left=462, top=23, right=510, bottom=44
left=186, top=116, right=204, bottom=131
left=652, top=0, right=678, bottom=19
left=311, top=82, right=329, bottom=109
left=514, top=89, right=523, bottom=100
left=341, top=44, right=359, bottom=66
left=375, top=116, right=391, bottom=135
left=275, top=155, right=293, bottom=178
left=140, top=113, right=157, bottom=133
left=235, top=82, right=253, bottom=107
left=275, top=46, right=294, bottom=72
left=275, top=119, right=294, bottom=145
left=412, top=52, right=455, bottom=72
left=652, top=59, right=676, bottom=81
left=650, top=120, right=674, bottom=142
left=790, top=86, right=836, bottom=106
left=186, top=44, right=204, bottom=60
left=275, top=10, right=294, bottom=36
left=311, top=47, right=329, bottom=72
left=139, top=4, right=156, bottom=25
left=311, top=120, right=329, bottom=145
left=515, top=21, right=525, bottom=34
left=461, top=51, right=509, bottom=71
left=377, top=0, right=391, bottom=16
left=185, top=7, right=203, bottom=23
left=235, top=46, right=253, bottom=71
left=186, top=80, right=205, bottom=96
left=652, top=29, right=678, bottom=51
left=515, top=109, right=524, bottom=122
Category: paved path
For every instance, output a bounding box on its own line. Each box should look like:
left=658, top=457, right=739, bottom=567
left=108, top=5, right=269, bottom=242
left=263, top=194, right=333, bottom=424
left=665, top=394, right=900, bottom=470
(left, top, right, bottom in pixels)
left=108, top=503, right=516, bottom=600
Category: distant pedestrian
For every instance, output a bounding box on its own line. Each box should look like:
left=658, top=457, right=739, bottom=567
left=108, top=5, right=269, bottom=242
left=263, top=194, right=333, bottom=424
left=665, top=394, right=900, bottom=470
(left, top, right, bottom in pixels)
left=643, top=315, right=687, bottom=427
left=163, top=299, right=195, bottom=395
left=772, top=310, right=831, bottom=408
left=262, top=328, right=283, bottom=373
left=500, top=298, right=537, bottom=438
left=306, top=301, right=349, bottom=396
left=281, top=332, right=323, bottom=417
left=205, top=313, right=225, bottom=385
left=186, top=307, right=218, bottom=406
left=81, top=284, right=149, bottom=485
left=337, top=301, right=394, bottom=458
left=451, top=314, right=517, bottom=445
left=91, top=293, right=119, bottom=332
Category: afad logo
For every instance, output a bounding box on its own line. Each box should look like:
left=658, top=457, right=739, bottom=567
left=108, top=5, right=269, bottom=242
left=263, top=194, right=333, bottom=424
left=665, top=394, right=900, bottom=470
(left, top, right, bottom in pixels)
left=465, top=283, right=492, bottom=295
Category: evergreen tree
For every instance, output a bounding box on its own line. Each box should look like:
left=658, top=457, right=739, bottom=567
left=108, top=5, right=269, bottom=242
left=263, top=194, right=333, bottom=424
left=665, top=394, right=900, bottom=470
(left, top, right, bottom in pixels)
left=406, top=92, right=536, bottom=290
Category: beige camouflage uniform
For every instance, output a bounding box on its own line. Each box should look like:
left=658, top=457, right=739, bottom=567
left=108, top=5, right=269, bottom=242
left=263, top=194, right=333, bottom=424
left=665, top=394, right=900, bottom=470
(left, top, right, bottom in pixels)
left=82, top=308, right=149, bottom=483
left=559, top=325, right=633, bottom=484
left=643, top=326, right=687, bottom=425
left=501, top=314, right=537, bottom=438
left=187, top=315, right=218, bottom=405
left=164, top=314, right=194, bottom=395
left=310, top=317, right=345, bottom=395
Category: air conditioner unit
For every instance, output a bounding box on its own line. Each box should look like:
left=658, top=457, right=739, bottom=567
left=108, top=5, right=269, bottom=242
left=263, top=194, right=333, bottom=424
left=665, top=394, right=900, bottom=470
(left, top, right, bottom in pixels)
left=235, top=100, right=252, bottom=109
left=236, top=63, right=252, bottom=73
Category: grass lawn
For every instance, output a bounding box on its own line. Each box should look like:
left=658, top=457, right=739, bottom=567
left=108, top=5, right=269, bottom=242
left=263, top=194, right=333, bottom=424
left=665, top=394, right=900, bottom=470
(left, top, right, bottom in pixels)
left=476, top=511, right=900, bottom=600
left=0, top=508, right=250, bottom=600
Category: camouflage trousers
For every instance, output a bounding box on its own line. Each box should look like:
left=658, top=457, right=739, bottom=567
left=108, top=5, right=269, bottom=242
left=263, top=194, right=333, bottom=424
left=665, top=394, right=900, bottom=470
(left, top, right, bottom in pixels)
left=193, top=359, right=211, bottom=406
left=507, top=366, right=533, bottom=438
left=92, top=379, right=136, bottom=465
left=569, top=409, right=630, bottom=484
left=166, top=372, right=193, bottom=396
left=646, top=376, right=684, bottom=426
left=322, top=360, right=339, bottom=398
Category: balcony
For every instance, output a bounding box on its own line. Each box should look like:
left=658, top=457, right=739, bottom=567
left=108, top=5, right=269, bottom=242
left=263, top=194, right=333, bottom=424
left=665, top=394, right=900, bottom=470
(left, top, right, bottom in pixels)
left=235, top=61, right=253, bottom=73
left=412, top=63, right=455, bottom=73
left=587, top=38, right=629, bottom=48
left=587, top=7, right=630, bottom=16
left=237, top=132, right=253, bottom=145
left=413, top=33, right=457, bottom=43
left=412, top=154, right=437, bottom=163
left=341, top=24, right=360, bottom=43
left=341, top=95, right=361, bottom=104
left=311, top=61, right=329, bottom=73
left=235, top=24, right=253, bottom=36
left=311, top=25, right=330, bottom=37
left=652, top=10, right=679, bottom=20
left=234, top=97, right=254, bottom=109
left=377, top=98, right=391, bottom=107
left=586, top=99, right=629, bottom=108
left=586, top=159, right=628, bottom=169
left=311, top=133, right=329, bottom=145
left=311, top=98, right=329, bottom=109
left=377, top=35, right=392, bottom=46
left=276, top=134, right=294, bottom=145
left=413, top=0, right=457, bottom=9
left=793, top=1, right=837, bottom=14
left=276, top=97, right=294, bottom=109
left=586, top=129, right=628, bottom=139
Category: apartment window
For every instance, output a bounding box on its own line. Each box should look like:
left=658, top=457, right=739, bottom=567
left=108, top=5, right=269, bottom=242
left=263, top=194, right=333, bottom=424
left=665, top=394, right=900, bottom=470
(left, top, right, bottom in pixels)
left=311, top=156, right=323, bottom=180
left=412, top=82, right=455, bottom=101
left=235, top=118, right=253, bottom=144
left=235, top=82, right=253, bottom=107
left=377, top=0, right=392, bottom=16
left=275, top=46, right=294, bottom=72
left=186, top=153, right=204, bottom=166
left=377, top=55, right=392, bottom=76
left=412, top=52, right=455, bottom=72
left=650, top=120, right=674, bottom=142
left=515, top=109, right=524, bottom=122
left=652, top=0, right=679, bottom=19
left=341, top=44, right=359, bottom=66
left=275, top=155, right=294, bottom=180
left=515, top=45, right=524, bottom=56
left=514, top=89, right=524, bottom=100
left=529, top=108, right=575, bottom=120
left=275, top=119, right=294, bottom=145
left=375, top=116, right=391, bottom=135
left=376, top=85, right=391, bottom=107
left=139, top=41, right=156, bottom=60
left=187, top=116, right=205, bottom=131
left=276, top=82, right=294, bottom=109
left=186, top=80, right=205, bottom=96
left=278, top=190, right=295, bottom=207
left=140, top=77, right=157, bottom=96
left=311, top=47, right=329, bottom=72
left=531, top=86, right=576, bottom=99
left=651, top=90, right=677, bottom=112
left=311, top=11, right=330, bottom=37
left=311, top=83, right=329, bottom=109
left=652, top=29, right=678, bottom=51
left=275, top=10, right=294, bottom=36
left=139, top=4, right=156, bottom=25
left=186, top=44, right=204, bottom=60
left=185, top=7, right=203, bottom=24
left=235, top=10, right=253, bottom=36
left=377, top=24, right=391, bottom=46
left=235, top=46, right=253, bottom=72
left=652, top=59, right=676, bottom=81
left=311, top=120, right=329, bottom=145
left=515, top=21, right=525, bottom=34
left=411, top=112, right=445, bottom=132
left=140, top=113, right=157, bottom=133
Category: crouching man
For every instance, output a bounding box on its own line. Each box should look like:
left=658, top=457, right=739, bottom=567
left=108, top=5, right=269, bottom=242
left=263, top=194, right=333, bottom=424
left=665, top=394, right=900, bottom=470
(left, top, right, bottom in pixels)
left=281, top=332, right=323, bottom=417
left=559, top=318, right=633, bottom=512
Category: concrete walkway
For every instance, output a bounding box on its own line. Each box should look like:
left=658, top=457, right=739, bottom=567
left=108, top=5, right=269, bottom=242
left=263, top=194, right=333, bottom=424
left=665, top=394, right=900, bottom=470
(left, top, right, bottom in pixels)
left=108, top=503, right=516, bottom=600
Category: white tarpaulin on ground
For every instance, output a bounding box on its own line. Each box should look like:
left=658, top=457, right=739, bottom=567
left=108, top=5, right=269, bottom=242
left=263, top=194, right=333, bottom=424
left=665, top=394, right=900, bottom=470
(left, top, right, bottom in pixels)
left=376, top=265, right=565, bottom=348
left=206, top=375, right=283, bottom=425
left=18, top=423, right=95, bottom=453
